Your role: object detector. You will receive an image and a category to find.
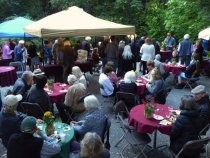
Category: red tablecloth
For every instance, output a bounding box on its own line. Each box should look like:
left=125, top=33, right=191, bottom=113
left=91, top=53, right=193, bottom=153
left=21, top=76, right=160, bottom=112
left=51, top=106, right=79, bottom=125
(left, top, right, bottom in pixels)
left=0, top=66, right=17, bottom=87
left=74, top=61, right=92, bottom=74
left=136, top=77, right=148, bottom=96
left=45, top=82, right=69, bottom=104
left=164, top=64, right=186, bottom=75
left=160, top=50, right=172, bottom=62
left=40, top=64, right=63, bottom=82
left=129, top=104, right=172, bottom=135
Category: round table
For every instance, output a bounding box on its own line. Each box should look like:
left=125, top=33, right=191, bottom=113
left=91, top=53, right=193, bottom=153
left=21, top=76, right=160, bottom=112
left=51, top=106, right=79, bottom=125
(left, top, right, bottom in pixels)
left=74, top=61, right=92, bottom=74
left=160, top=50, right=172, bottom=62
left=129, top=104, right=173, bottom=148
left=44, top=83, right=69, bottom=104
left=37, top=122, right=74, bottom=158
left=0, top=66, right=17, bottom=87
left=164, top=64, right=186, bottom=75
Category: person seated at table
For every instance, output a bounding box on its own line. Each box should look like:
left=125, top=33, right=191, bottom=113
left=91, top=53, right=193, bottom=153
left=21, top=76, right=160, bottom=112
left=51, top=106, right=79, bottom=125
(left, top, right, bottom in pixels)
left=26, top=75, right=51, bottom=112
left=65, top=74, right=86, bottom=114
left=154, top=54, right=169, bottom=80
left=72, top=95, right=107, bottom=141
left=145, top=68, right=164, bottom=99
left=12, top=71, right=34, bottom=101
left=99, top=65, right=116, bottom=97
left=7, top=116, right=61, bottom=158
left=142, top=60, right=155, bottom=83
left=168, top=50, right=179, bottom=64
left=170, top=95, right=201, bottom=157
left=71, top=132, right=110, bottom=158
left=119, top=70, right=137, bottom=95
left=176, top=53, right=201, bottom=89
left=105, top=61, right=118, bottom=86
left=0, top=94, right=26, bottom=148
left=72, top=66, right=87, bottom=88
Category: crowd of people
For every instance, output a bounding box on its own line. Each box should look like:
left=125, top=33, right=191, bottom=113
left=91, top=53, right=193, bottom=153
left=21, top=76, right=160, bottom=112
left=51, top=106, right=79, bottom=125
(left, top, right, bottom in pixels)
left=0, top=33, right=210, bottom=157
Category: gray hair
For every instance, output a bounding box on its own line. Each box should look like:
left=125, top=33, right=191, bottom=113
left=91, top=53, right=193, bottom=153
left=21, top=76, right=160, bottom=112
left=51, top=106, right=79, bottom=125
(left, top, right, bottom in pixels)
left=184, top=34, right=190, bottom=39
left=155, top=54, right=161, bottom=61
left=72, top=66, right=83, bottom=78
left=124, top=71, right=136, bottom=83
left=84, top=95, right=99, bottom=111
left=67, top=74, right=77, bottom=84
left=122, top=45, right=133, bottom=60
left=21, top=71, right=33, bottom=80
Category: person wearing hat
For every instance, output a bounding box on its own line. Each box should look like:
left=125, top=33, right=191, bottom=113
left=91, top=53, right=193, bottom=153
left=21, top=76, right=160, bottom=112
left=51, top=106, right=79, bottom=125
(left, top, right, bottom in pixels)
left=12, top=71, right=34, bottom=101
left=14, top=40, right=26, bottom=62
left=7, top=116, right=61, bottom=158
left=0, top=94, right=26, bottom=148
left=177, top=34, right=194, bottom=66
left=191, top=85, right=210, bottom=131
left=26, top=75, right=51, bottom=112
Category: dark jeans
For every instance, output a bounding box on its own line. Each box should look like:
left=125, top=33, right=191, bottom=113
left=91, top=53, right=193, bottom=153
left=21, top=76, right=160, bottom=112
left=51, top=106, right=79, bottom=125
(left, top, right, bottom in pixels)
left=180, top=55, right=191, bottom=66
left=141, top=60, right=147, bottom=75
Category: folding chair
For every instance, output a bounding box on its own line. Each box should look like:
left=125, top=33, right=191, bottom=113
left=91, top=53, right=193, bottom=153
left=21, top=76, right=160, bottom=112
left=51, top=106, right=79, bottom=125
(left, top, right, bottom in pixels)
left=199, top=124, right=210, bottom=139
left=116, top=92, right=138, bottom=111
left=182, top=76, right=199, bottom=90
left=20, top=102, right=44, bottom=119
left=117, top=115, right=151, bottom=158
left=169, top=137, right=210, bottom=158
left=9, top=61, right=24, bottom=78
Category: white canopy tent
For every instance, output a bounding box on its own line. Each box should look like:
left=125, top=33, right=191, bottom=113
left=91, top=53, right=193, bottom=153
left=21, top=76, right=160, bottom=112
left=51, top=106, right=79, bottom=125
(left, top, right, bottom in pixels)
left=198, top=27, right=210, bottom=40
left=24, top=6, right=135, bottom=38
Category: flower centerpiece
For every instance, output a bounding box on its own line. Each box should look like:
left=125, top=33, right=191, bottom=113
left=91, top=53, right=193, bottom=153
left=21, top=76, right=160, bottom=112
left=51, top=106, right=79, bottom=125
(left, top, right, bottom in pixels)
left=47, top=79, right=54, bottom=91
left=161, top=41, right=166, bottom=50
left=43, top=111, right=55, bottom=136
left=143, top=99, right=155, bottom=118
left=171, top=58, right=177, bottom=65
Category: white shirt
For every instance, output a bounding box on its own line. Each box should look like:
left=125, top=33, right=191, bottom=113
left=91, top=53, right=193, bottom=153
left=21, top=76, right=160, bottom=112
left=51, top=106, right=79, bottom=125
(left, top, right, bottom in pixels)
left=99, top=73, right=114, bottom=96
left=140, top=44, right=155, bottom=61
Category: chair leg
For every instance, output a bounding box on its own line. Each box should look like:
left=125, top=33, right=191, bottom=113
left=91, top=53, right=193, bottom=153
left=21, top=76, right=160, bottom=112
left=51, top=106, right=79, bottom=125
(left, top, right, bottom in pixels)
left=115, top=133, right=126, bottom=147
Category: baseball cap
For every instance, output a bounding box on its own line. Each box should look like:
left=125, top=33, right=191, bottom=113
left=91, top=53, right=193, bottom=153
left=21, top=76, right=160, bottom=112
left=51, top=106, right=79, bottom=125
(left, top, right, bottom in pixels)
left=21, top=116, right=37, bottom=133
left=4, top=94, right=23, bottom=107
left=191, top=85, right=205, bottom=94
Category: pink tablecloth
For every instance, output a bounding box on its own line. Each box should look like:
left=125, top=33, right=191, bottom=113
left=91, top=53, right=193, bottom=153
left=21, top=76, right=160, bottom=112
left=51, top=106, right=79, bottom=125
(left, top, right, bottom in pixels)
left=164, top=64, right=186, bottom=75
left=0, top=66, right=17, bottom=87
left=45, top=83, right=69, bottom=103
left=136, top=77, right=148, bottom=96
left=160, top=50, right=172, bottom=62
left=129, top=104, right=172, bottom=135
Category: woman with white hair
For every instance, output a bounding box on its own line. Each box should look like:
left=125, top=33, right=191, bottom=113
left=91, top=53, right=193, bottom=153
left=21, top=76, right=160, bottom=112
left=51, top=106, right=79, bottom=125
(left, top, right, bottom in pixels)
left=119, top=70, right=137, bottom=95
left=72, top=66, right=87, bottom=87
left=121, top=44, right=134, bottom=74
left=72, top=95, right=107, bottom=141
left=71, top=132, right=110, bottom=158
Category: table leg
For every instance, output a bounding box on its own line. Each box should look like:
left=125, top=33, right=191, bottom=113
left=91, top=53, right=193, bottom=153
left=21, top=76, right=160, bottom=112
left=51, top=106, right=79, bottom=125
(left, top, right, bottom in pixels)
left=153, top=129, right=157, bottom=148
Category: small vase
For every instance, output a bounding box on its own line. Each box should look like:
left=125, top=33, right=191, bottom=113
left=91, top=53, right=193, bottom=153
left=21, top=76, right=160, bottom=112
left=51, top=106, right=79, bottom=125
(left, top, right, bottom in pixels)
left=45, top=124, right=55, bottom=136
left=48, top=84, right=54, bottom=91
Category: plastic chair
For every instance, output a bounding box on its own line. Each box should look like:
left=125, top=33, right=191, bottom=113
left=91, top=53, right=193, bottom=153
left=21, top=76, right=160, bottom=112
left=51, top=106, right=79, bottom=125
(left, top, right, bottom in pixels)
left=9, top=61, right=24, bottom=78
left=20, top=102, right=44, bottom=119
left=116, top=115, right=151, bottom=158
left=169, top=137, right=210, bottom=158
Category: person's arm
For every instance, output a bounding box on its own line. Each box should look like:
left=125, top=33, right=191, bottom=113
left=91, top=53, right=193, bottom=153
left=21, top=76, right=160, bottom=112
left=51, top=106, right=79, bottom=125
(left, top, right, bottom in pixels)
left=73, top=119, right=89, bottom=136
left=64, top=88, right=73, bottom=107
left=40, top=139, right=61, bottom=157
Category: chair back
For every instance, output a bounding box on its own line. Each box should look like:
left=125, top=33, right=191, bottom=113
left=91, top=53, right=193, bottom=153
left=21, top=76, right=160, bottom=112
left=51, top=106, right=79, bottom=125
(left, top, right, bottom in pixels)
left=20, top=102, right=44, bottom=119
left=155, top=89, right=167, bottom=104
left=113, top=100, right=129, bottom=118
left=116, top=92, right=137, bottom=110
left=176, top=137, right=210, bottom=158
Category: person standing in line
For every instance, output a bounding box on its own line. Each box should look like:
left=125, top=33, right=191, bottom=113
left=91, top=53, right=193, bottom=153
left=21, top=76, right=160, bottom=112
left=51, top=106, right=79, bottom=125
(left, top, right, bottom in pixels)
left=164, top=32, right=176, bottom=51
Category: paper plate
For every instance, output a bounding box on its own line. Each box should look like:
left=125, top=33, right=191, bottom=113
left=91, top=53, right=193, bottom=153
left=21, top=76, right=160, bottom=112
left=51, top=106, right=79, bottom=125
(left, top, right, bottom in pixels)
left=153, top=114, right=164, bottom=121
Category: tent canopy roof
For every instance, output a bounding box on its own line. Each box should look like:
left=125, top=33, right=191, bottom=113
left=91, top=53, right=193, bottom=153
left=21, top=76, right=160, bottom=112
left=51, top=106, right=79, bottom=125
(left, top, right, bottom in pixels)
left=25, top=6, right=135, bottom=38
left=198, top=27, right=210, bottom=40
left=0, top=17, right=34, bottom=38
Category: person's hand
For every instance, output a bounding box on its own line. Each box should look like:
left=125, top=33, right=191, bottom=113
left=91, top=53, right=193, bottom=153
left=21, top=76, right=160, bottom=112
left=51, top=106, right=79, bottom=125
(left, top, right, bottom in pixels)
left=36, top=128, right=43, bottom=137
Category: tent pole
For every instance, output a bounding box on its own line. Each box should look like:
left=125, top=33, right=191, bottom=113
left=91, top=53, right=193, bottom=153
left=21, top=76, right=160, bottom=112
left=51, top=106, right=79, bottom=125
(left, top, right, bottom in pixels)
left=42, top=38, right=44, bottom=66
